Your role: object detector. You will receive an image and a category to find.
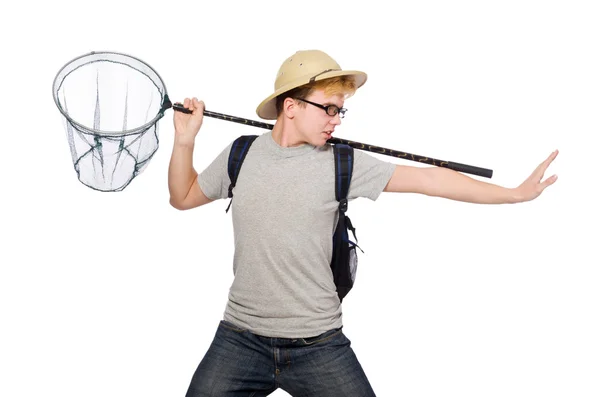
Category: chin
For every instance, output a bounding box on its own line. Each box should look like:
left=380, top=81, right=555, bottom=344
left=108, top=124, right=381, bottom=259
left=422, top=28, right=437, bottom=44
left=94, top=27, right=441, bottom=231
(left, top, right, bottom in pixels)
left=313, top=138, right=329, bottom=147
left=317, top=133, right=332, bottom=146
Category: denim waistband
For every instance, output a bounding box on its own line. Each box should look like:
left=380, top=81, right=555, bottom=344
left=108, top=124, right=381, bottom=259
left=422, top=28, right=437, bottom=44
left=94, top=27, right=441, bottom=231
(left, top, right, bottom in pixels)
left=219, top=320, right=343, bottom=347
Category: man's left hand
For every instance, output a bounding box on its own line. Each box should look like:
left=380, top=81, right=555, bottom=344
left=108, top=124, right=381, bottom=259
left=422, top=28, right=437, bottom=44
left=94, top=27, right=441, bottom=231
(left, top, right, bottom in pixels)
left=515, top=149, right=559, bottom=202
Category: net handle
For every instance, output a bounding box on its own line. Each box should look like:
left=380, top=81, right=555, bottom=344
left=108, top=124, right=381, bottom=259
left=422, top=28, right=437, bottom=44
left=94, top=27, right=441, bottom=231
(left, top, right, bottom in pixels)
left=171, top=103, right=493, bottom=178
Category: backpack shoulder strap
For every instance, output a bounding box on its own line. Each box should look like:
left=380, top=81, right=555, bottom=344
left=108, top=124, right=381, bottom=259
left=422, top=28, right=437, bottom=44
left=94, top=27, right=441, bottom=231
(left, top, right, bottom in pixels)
left=333, top=143, right=354, bottom=212
left=333, top=143, right=360, bottom=247
left=226, top=134, right=258, bottom=213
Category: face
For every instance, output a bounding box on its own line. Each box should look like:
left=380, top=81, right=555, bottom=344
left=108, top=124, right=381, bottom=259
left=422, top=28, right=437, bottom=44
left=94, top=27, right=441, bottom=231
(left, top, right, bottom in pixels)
left=293, top=89, right=344, bottom=146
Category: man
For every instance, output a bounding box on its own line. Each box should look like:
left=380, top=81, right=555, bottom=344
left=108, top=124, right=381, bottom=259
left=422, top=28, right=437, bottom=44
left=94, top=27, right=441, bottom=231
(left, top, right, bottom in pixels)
left=168, top=50, right=558, bottom=396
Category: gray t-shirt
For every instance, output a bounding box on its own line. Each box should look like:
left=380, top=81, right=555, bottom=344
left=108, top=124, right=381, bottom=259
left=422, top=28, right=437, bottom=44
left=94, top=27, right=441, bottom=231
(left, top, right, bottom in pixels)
left=197, top=131, right=396, bottom=338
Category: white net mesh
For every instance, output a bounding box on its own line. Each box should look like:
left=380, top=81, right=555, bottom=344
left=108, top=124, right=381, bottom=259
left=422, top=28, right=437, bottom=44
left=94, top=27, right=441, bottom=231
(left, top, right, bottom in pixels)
left=52, top=51, right=173, bottom=191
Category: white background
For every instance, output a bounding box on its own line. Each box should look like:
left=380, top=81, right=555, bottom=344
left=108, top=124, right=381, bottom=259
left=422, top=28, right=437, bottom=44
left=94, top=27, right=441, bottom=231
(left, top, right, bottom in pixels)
left=1, top=1, right=598, bottom=396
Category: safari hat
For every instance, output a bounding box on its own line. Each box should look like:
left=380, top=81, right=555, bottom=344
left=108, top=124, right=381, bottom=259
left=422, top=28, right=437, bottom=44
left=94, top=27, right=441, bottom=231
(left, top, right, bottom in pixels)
left=256, top=50, right=368, bottom=120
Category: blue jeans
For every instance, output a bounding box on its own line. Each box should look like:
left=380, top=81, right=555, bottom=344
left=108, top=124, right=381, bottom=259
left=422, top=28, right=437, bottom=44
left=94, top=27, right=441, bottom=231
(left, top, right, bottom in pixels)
left=185, top=320, right=376, bottom=396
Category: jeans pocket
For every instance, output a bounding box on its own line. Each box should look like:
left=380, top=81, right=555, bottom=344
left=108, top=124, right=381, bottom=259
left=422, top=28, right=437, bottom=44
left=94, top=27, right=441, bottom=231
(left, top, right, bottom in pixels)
left=299, top=327, right=343, bottom=346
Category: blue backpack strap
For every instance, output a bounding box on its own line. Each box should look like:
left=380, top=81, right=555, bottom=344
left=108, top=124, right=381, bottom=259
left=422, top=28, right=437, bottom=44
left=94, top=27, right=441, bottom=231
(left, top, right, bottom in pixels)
left=332, top=143, right=359, bottom=302
left=334, top=143, right=359, bottom=244
left=226, top=135, right=258, bottom=213
left=333, top=143, right=353, bottom=212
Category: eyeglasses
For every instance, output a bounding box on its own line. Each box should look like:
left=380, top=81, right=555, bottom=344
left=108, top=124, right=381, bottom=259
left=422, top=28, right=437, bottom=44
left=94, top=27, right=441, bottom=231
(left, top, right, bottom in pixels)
left=295, top=98, right=347, bottom=118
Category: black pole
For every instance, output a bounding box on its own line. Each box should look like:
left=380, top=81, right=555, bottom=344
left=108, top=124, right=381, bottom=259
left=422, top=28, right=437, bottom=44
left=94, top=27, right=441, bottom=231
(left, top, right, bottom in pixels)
left=172, top=103, right=493, bottom=178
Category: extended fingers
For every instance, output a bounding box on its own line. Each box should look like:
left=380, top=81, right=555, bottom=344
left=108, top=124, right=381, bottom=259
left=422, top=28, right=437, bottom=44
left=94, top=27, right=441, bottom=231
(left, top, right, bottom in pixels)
left=537, top=150, right=559, bottom=189
left=534, top=149, right=559, bottom=178
left=549, top=149, right=559, bottom=161
left=543, top=149, right=559, bottom=167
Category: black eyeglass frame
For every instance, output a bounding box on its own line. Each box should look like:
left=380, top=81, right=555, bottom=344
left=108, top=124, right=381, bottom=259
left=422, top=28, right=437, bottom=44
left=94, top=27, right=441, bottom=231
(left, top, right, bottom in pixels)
left=295, top=98, right=347, bottom=118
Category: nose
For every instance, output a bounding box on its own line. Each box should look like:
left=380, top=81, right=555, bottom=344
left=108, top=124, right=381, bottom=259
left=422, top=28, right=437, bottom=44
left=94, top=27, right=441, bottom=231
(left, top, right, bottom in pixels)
left=330, top=113, right=342, bottom=126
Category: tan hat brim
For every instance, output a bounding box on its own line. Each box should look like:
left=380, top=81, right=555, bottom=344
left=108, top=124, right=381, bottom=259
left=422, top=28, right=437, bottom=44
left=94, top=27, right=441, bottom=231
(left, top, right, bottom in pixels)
left=255, top=70, right=367, bottom=120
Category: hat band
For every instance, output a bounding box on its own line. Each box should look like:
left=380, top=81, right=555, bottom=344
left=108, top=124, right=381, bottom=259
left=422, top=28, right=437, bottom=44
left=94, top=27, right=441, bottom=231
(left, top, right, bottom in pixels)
left=308, top=68, right=341, bottom=82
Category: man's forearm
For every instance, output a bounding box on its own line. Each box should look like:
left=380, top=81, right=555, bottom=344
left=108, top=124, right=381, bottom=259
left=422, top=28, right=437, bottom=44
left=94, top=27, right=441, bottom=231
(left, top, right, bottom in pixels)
left=168, top=140, right=197, bottom=205
left=424, top=167, right=521, bottom=204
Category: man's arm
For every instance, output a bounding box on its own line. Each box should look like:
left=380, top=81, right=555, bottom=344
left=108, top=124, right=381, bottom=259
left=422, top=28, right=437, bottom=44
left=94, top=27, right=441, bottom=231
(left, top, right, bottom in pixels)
left=168, top=141, right=213, bottom=210
left=384, top=150, right=559, bottom=204
left=168, top=97, right=214, bottom=211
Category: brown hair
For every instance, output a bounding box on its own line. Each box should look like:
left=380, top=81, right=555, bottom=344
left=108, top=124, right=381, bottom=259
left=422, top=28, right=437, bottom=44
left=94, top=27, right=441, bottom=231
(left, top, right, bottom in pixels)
left=275, top=76, right=357, bottom=117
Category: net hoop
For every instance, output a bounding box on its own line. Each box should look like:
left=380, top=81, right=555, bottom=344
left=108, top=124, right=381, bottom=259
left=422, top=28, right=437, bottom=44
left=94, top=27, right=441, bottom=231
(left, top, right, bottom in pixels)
left=52, top=50, right=172, bottom=137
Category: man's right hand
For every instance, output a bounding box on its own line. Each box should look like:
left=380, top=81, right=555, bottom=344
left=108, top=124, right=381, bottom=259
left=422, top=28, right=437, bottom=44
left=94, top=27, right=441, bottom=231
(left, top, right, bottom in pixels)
left=173, top=97, right=205, bottom=146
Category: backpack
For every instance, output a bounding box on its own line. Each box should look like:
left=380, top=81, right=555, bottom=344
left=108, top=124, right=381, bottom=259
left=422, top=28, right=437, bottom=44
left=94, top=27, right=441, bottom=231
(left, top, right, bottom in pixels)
left=225, top=134, right=361, bottom=303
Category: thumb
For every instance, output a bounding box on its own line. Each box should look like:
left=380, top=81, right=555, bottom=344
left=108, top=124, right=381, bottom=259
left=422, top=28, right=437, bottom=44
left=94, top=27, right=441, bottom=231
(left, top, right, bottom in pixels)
left=541, top=174, right=558, bottom=189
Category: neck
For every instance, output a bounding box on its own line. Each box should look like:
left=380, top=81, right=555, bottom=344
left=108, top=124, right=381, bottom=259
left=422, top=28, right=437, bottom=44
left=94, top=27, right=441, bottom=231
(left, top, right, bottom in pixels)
left=270, top=118, right=307, bottom=148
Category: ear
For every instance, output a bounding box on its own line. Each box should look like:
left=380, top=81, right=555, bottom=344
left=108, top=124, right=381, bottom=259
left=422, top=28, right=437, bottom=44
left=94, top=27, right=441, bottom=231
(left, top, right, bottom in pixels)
left=283, top=97, right=297, bottom=119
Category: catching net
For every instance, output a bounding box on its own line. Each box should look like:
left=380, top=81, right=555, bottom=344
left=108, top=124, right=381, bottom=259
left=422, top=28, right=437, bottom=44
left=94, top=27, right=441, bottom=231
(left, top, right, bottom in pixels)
left=52, top=51, right=175, bottom=192
left=53, top=51, right=493, bottom=193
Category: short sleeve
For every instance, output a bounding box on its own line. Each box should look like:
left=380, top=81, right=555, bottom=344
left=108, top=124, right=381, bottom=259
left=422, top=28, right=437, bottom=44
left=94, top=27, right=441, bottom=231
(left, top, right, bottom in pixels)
left=347, top=149, right=396, bottom=201
left=197, top=141, right=234, bottom=200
